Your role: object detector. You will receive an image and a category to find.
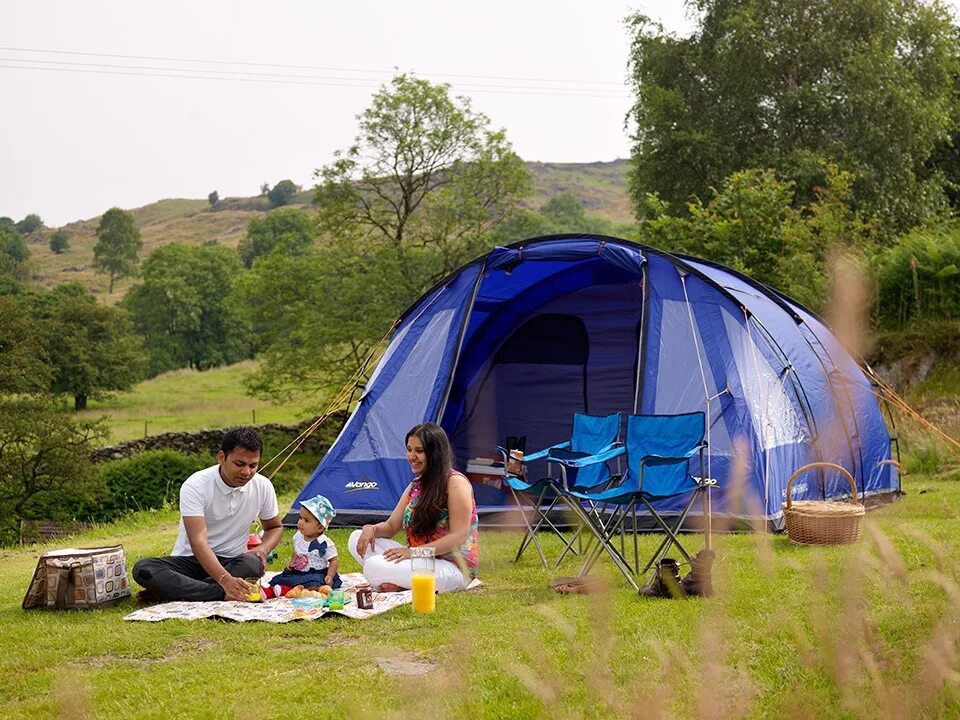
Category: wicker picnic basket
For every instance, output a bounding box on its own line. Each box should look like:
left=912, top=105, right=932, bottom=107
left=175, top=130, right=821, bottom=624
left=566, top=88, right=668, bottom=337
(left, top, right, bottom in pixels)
left=782, top=462, right=864, bottom=545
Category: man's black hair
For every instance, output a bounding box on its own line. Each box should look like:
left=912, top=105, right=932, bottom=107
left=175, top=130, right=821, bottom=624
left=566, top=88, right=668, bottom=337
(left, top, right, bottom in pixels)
left=220, top=427, right=263, bottom=455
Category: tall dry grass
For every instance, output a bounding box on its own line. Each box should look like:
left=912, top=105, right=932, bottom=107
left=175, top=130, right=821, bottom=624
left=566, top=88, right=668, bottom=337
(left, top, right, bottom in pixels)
left=365, top=251, right=960, bottom=718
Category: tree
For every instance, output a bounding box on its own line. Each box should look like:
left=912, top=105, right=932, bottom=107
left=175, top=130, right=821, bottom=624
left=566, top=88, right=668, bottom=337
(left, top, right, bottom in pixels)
left=48, top=228, right=70, bottom=254
left=32, top=284, right=146, bottom=410
left=93, top=207, right=142, bottom=293
left=0, top=224, right=30, bottom=278
left=538, top=192, right=615, bottom=235
left=236, top=243, right=412, bottom=398
left=267, top=179, right=300, bottom=208
left=627, top=0, right=959, bottom=235
left=237, top=208, right=314, bottom=268
left=208, top=190, right=219, bottom=208
left=123, top=244, right=251, bottom=375
left=15, top=213, right=43, bottom=235
left=0, top=291, right=109, bottom=539
left=0, top=295, right=52, bottom=396
left=0, top=399, right=106, bottom=543
left=316, top=73, right=531, bottom=295
left=541, top=192, right=589, bottom=230
left=240, top=73, right=531, bottom=399
left=641, top=164, right=873, bottom=311
left=260, top=182, right=270, bottom=196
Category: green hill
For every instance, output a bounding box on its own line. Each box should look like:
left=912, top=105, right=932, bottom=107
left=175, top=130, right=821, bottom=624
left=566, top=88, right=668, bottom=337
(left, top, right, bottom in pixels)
left=24, top=160, right=631, bottom=302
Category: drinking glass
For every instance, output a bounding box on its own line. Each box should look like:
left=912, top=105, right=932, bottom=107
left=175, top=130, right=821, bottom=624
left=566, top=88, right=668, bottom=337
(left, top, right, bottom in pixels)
left=410, top=546, right=436, bottom=613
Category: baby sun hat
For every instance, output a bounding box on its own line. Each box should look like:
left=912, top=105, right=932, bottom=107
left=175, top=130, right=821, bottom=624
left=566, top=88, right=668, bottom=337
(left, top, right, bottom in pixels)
left=301, top=494, right=336, bottom=527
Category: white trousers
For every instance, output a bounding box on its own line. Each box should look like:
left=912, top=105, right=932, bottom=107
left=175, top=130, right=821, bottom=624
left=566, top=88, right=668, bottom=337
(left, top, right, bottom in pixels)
left=347, top=529, right=468, bottom=593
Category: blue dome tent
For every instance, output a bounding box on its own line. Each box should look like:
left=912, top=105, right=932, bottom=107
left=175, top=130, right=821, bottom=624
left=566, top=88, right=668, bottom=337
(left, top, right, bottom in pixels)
left=289, top=235, right=899, bottom=530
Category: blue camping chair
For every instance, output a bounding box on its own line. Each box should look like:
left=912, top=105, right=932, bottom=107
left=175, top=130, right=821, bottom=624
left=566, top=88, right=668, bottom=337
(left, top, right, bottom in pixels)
left=551, top=412, right=714, bottom=591
left=498, top=411, right=621, bottom=567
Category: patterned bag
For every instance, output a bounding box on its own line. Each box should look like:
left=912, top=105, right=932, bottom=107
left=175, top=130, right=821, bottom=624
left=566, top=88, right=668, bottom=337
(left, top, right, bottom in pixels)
left=22, top=545, right=130, bottom=610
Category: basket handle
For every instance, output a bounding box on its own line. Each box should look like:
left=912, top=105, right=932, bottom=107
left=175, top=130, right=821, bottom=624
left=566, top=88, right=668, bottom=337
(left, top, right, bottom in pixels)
left=785, top=462, right=859, bottom=509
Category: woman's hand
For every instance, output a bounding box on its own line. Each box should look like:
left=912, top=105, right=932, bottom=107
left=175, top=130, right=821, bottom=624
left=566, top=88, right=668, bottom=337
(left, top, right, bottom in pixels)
left=383, top=546, right=412, bottom=563
left=355, top=525, right=377, bottom=558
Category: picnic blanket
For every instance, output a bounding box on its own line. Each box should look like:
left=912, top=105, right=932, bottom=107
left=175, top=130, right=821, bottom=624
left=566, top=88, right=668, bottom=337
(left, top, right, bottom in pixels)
left=124, top=572, right=481, bottom=623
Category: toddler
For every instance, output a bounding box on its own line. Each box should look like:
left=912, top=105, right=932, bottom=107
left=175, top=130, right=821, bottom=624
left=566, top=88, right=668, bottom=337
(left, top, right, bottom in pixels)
left=261, top=495, right=341, bottom=598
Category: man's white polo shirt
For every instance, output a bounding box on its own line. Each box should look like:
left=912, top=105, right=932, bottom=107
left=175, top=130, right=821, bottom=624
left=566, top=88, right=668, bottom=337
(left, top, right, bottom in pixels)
left=171, top=464, right=279, bottom=558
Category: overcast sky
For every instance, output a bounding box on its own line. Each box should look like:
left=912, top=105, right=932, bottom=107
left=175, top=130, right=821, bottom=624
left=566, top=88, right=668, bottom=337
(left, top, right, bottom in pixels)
left=1, top=1, right=956, bottom=227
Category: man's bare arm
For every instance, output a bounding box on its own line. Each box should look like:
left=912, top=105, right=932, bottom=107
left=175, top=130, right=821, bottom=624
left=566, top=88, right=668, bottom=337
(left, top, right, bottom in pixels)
left=183, top=516, right=252, bottom=600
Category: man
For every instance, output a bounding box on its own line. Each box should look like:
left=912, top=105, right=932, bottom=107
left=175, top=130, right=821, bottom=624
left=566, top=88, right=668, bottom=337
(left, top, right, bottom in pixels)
left=133, top=427, right=283, bottom=602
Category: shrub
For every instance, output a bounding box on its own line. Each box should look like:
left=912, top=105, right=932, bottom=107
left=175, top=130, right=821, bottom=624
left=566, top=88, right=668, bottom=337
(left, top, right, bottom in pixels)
left=15, top=213, right=43, bottom=235
left=96, top=450, right=211, bottom=519
left=267, top=179, right=299, bottom=208
left=0, top=400, right=107, bottom=544
left=874, top=227, right=960, bottom=329
left=48, top=229, right=69, bottom=254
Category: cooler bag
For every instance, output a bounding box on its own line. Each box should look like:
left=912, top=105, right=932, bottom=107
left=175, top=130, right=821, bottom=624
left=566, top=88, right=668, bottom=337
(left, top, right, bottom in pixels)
left=22, top=545, right=131, bottom=609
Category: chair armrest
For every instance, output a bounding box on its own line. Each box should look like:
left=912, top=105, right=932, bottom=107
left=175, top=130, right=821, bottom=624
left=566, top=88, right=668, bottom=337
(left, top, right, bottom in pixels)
left=525, top=441, right=570, bottom=462
left=548, top=444, right=625, bottom=468
left=639, top=442, right=707, bottom=464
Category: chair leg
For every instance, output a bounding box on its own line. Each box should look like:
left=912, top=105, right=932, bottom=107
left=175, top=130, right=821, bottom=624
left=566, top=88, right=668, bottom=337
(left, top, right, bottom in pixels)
left=561, top=499, right=606, bottom=564
left=555, top=520, right=583, bottom=566
left=511, top=487, right=548, bottom=567
left=575, top=502, right=640, bottom=589
left=533, top=492, right=580, bottom=555
left=638, top=490, right=702, bottom=573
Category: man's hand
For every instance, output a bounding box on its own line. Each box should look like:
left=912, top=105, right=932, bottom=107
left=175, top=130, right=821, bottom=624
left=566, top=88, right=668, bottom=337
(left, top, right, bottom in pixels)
left=220, top=574, right=253, bottom=601
left=247, top=547, right=269, bottom=573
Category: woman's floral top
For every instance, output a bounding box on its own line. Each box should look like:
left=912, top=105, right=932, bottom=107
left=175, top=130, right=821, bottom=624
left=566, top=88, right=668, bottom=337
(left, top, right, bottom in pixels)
left=402, top=473, right=479, bottom=579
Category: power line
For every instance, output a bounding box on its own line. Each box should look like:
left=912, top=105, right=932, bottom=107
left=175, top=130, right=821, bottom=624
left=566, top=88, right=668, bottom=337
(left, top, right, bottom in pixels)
left=0, top=45, right=627, bottom=88
left=0, top=56, right=630, bottom=96
left=0, top=61, right=631, bottom=99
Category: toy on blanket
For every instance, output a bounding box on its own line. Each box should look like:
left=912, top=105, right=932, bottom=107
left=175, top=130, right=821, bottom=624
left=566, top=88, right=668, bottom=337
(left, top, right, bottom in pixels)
left=262, top=583, right=332, bottom=600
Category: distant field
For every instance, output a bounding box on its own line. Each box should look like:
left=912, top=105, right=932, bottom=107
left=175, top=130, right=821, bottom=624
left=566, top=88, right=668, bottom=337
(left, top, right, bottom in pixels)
left=76, top=360, right=327, bottom=444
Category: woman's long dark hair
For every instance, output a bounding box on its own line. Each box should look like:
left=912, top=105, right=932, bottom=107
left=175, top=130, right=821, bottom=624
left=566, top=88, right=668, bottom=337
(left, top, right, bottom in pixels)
left=407, top=422, right=454, bottom=538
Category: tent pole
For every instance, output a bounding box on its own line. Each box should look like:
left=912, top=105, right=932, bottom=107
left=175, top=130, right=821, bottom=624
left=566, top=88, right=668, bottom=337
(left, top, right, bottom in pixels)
left=633, top=255, right=649, bottom=414
left=433, top=261, right=489, bottom=425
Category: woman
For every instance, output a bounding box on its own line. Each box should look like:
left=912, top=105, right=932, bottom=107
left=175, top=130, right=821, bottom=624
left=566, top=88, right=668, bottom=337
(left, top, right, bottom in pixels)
left=348, top=423, right=478, bottom=592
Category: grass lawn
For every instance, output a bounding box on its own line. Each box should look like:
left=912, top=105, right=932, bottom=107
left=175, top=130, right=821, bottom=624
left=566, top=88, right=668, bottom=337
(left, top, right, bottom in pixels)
left=76, top=361, right=324, bottom=444
left=3, top=473, right=960, bottom=719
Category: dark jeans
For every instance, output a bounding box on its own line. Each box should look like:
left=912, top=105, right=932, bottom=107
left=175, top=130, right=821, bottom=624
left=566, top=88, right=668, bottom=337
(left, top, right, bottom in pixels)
left=267, top=570, right=342, bottom=589
left=133, top=553, right=262, bottom=601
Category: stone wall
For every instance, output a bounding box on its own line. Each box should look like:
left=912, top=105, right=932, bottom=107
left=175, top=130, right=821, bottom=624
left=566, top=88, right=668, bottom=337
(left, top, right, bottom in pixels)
left=90, top=412, right=347, bottom=463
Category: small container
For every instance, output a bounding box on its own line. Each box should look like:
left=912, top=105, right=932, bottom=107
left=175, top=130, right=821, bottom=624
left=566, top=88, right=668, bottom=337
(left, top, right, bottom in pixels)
left=410, top=547, right=436, bottom=614
left=326, top=589, right=345, bottom=610
left=507, top=449, right=525, bottom=477
left=355, top=583, right=374, bottom=610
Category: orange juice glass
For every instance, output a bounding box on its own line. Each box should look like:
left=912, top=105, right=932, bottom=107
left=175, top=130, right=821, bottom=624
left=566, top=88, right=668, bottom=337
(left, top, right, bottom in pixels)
left=410, top=547, right=436, bottom=613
